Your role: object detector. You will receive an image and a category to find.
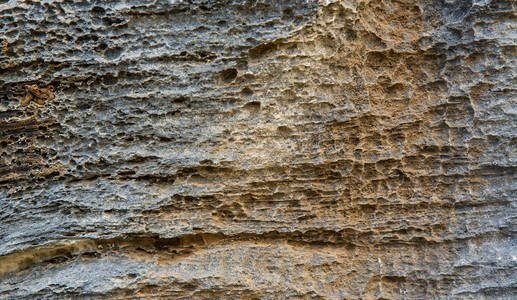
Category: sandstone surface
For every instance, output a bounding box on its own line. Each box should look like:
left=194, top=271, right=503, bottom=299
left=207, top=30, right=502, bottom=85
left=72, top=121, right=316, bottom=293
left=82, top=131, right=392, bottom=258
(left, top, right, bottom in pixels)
left=0, top=0, right=516, bottom=299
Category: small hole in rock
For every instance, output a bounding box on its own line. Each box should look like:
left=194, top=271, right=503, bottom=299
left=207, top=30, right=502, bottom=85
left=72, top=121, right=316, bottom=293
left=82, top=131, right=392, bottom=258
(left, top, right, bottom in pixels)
left=240, top=87, right=253, bottom=97
left=243, top=101, right=261, bottom=113
left=277, top=126, right=293, bottom=136
left=173, top=96, right=188, bottom=103
left=236, top=60, right=248, bottom=70
left=91, top=6, right=105, bottom=16
left=283, top=8, right=293, bottom=17
left=104, top=47, right=123, bottom=60
left=95, top=42, right=107, bottom=51
left=103, top=73, right=118, bottom=85
left=102, top=17, right=123, bottom=26
left=249, top=42, right=277, bottom=59
left=219, top=68, right=238, bottom=83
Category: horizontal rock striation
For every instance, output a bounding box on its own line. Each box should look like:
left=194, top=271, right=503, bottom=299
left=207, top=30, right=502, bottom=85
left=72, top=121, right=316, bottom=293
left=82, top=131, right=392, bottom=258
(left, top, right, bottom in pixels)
left=1, top=0, right=516, bottom=299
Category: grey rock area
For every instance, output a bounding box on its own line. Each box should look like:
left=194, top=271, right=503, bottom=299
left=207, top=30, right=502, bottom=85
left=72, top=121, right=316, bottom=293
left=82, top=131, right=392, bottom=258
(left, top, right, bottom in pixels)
left=0, top=0, right=516, bottom=298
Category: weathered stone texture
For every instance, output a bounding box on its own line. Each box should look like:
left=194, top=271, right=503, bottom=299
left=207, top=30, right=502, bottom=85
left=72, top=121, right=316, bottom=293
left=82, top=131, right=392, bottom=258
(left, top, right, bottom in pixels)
left=0, top=0, right=516, bottom=298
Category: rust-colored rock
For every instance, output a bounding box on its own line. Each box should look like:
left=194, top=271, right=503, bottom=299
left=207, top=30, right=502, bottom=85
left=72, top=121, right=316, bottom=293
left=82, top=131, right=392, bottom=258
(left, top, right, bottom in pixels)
left=20, top=85, right=55, bottom=106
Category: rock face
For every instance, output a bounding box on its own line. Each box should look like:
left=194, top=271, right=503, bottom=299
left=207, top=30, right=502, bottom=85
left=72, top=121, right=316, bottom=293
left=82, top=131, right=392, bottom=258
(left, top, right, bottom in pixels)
left=0, top=0, right=516, bottom=298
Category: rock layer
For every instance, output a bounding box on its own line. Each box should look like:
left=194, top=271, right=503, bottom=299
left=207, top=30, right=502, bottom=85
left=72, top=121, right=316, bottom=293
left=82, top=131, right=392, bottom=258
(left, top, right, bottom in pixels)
left=0, top=0, right=516, bottom=299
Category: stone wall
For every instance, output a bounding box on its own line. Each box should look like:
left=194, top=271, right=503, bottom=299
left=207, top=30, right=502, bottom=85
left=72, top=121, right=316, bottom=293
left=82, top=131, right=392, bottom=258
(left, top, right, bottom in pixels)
left=0, top=0, right=515, bottom=298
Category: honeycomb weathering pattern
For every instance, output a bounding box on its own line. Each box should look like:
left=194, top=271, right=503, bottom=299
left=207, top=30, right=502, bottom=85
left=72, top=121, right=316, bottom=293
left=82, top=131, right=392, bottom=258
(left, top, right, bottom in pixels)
left=0, top=0, right=516, bottom=298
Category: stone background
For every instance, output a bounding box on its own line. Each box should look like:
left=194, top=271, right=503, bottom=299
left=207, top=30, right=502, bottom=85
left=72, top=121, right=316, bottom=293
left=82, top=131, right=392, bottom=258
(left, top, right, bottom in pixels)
left=0, top=0, right=516, bottom=298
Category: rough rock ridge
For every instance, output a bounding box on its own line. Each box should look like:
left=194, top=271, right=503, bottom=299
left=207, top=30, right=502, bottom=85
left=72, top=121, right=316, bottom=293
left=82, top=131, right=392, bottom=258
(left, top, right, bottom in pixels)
left=0, top=0, right=516, bottom=299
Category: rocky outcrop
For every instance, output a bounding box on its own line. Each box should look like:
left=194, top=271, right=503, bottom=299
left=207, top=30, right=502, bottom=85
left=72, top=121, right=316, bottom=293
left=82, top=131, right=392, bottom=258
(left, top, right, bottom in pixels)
left=0, top=0, right=516, bottom=298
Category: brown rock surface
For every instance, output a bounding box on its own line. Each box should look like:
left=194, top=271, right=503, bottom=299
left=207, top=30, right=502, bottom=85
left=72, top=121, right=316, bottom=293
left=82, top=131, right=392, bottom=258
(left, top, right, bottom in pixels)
left=0, top=0, right=516, bottom=298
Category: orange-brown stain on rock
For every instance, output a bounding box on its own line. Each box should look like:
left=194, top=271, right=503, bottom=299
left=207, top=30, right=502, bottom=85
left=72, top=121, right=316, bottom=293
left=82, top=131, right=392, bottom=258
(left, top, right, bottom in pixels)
left=20, top=85, right=55, bottom=107
left=1, top=84, right=63, bottom=193
left=0, top=116, right=64, bottom=192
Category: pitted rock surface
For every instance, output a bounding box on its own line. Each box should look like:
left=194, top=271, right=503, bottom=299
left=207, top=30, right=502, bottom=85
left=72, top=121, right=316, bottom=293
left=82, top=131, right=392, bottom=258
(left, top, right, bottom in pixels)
left=0, top=0, right=516, bottom=299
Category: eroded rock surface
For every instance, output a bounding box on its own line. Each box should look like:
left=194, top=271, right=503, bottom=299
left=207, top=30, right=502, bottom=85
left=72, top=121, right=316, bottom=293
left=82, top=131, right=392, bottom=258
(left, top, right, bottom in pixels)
left=0, top=0, right=516, bottom=298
